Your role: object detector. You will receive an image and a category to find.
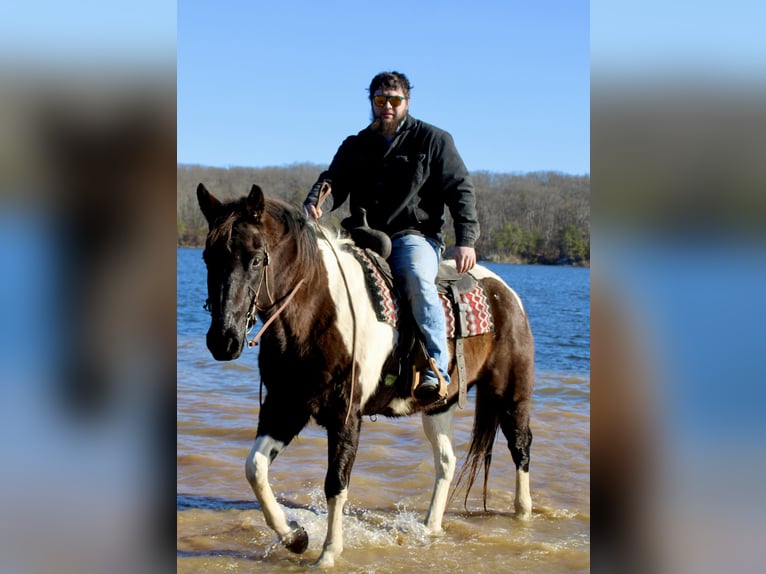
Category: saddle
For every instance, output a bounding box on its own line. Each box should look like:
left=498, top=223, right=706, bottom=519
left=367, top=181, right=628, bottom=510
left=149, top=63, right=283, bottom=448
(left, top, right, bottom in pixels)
left=345, top=231, right=495, bottom=408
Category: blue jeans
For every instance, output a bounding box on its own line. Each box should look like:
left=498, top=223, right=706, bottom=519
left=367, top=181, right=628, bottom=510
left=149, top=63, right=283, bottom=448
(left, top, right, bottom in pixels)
left=388, top=234, right=450, bottom=385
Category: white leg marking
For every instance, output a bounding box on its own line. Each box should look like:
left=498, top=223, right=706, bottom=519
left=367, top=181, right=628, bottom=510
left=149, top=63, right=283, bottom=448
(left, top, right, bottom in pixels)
left=244, top=435, right=292, bottom=537
left=515, top=469, right=532, bottom=519
left=422, top=408, right=456, bottom=534
left=315, top=488, right=348, bottom=568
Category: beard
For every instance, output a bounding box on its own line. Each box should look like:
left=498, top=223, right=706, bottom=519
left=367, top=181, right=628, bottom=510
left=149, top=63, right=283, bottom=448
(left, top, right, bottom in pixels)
left=370, top=111, right=404, bottom=137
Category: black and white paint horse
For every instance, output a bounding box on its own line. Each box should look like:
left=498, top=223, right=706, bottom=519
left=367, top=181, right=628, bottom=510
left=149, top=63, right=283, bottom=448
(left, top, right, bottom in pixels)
left=197, top=183, right=535, bottom=567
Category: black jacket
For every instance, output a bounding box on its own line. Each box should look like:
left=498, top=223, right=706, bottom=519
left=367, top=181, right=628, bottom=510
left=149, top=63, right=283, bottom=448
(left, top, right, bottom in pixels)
left=308, top=115, right=479, bottom=248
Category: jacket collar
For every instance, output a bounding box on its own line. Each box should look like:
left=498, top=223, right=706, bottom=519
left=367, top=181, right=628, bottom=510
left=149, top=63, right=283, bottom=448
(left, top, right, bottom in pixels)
left=362, top=114, right=416, bottom=138
left=397, top=114, right=416, bottom=133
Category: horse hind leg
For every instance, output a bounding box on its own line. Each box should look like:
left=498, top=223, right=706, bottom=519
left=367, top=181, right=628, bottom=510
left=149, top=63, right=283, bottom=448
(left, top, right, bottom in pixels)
left=422, top=407, right=457, bottom=535
left=499, top=398, right=533, bottom=519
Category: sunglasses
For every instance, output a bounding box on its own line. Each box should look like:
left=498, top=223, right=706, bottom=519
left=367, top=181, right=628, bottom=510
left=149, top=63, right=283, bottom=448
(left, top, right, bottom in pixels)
left=372, top=95, right=407, bottom=108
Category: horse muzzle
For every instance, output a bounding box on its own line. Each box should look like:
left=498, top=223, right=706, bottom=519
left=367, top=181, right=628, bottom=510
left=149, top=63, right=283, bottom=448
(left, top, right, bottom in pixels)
left=206, top=325, right=245, bottom=361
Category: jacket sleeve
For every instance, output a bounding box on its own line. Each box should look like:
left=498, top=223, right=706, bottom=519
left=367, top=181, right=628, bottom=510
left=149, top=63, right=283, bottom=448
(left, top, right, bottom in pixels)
left=436, top=132, right=480, bottom=247
left=305, top=135, right=358, bottom=211
left=303, top=179, right=331, bottom=209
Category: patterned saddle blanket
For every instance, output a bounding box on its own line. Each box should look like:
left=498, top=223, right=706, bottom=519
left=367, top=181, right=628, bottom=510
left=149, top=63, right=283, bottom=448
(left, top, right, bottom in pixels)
left=347, top=245, right=495, bottom=339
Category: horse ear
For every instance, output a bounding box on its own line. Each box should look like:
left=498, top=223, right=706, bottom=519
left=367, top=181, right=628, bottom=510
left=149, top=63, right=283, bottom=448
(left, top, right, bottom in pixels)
left=197, top=183, right=221, bottom=224
left=246, top=184, right=265, bottom=220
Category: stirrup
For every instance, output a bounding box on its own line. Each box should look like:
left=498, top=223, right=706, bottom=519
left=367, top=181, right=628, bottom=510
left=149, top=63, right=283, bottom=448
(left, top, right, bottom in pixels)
left=411, top=358, right=448, bottom=403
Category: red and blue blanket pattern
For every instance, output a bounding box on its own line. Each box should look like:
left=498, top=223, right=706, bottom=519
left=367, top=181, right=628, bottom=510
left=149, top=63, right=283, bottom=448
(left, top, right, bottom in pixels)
left=438, top=287, right=495, bottom=339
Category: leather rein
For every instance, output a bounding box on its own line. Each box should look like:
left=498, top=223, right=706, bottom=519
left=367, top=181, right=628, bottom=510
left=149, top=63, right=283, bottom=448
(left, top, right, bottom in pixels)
left=238, top=183, right=356, bottom=424
left=244, top=182, right=333, bottom=348
left=246, top=253, right=305, bottom=348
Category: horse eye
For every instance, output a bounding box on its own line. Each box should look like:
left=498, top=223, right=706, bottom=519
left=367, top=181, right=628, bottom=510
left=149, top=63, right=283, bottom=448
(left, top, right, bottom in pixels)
left=251, top=256, right=261, bottom=268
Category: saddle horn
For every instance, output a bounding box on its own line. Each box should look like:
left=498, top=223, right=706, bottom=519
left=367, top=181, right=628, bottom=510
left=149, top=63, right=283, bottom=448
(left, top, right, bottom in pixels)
left=341, top=207, right=392, bottom=259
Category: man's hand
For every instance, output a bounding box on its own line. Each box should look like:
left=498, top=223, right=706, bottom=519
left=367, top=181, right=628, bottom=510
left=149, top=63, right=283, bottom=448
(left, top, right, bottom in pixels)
left=303, top=180, right=331, bottom=220
left=454, top=246, right=476, bottom=274
left=304, top=203, right=323, bottom=220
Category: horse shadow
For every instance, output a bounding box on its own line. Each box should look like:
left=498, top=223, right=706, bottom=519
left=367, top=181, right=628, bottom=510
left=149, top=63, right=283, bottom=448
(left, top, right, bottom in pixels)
left=177, top=493, right=323, bottom=513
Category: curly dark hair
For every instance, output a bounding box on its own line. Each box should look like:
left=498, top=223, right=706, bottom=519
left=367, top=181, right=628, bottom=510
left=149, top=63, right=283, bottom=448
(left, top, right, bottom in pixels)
left=367, top=71, right=412, bottom=100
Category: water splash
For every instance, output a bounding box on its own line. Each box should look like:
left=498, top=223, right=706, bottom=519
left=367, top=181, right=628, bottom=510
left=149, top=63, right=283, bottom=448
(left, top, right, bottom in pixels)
left=270, top=486, right=437, bottom=552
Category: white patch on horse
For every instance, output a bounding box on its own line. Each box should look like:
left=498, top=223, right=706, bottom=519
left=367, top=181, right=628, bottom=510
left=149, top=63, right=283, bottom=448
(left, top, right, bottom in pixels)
left=386, top=397, right=416, bottom=416
left=318, top=236, right=396, bottom=407
left=315, top=488, right=348, bottom=567
left=515, top=469, right=532, bottom=519
left=422, top=408, right=456, bottom=534
left=245, top=435, right=290, bottom=536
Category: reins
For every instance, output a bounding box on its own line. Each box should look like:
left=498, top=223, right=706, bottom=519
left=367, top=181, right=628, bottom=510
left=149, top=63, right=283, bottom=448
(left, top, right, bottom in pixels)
left=244, top=251, right=305, bottom=411
left=312, top=183, right=358, bottom=425
left=240, top=183, right=358, bottom=426
left=247, top=275, right=306, bottom=348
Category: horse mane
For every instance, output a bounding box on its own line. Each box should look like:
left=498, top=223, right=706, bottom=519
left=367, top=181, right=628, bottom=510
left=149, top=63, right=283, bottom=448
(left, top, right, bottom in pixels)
left=263, top=197, right=319, bottom=266
left=204, top=195, right=319, bottom=271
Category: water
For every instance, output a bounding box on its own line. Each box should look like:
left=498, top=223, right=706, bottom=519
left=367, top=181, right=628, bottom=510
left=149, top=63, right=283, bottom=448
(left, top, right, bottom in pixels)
left=177, top=248, right=590, bottom=573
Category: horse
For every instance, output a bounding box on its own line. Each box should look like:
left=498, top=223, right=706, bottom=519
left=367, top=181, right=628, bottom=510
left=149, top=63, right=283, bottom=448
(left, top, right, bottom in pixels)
left=196, top=183, right=535, bottom=567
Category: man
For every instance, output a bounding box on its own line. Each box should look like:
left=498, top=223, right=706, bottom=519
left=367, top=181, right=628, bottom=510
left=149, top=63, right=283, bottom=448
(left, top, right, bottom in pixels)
left=304, top=71, right=479, bottom=403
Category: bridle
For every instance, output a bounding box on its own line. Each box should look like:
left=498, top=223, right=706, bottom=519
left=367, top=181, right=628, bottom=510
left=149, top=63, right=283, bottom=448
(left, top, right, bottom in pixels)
left=203, top=247, right=305, bottom=348
left=245, top=249, right=306, bottom=348
left=201, top=186, right=354, bottom=419
left=245, top=250, right=273, bottom=335
left=202, top=251, right=272, bottom=326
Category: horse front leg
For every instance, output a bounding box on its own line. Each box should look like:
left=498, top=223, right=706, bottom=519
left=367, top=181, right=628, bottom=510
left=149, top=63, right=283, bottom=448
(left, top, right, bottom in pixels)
left=245, top=396, right=311, bottom=555
left=422, top=407, right=457, bottom=535
left=244, top=433, right=309, bottom=554
left=315, top=412, right=362, bottom=568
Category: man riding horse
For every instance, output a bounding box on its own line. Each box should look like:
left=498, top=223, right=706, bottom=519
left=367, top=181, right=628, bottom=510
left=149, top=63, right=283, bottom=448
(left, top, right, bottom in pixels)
left=304, top=71, right=480, bottom=405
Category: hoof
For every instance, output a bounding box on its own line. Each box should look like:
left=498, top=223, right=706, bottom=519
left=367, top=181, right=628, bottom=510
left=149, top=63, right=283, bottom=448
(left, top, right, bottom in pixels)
left=314, top=552, right=336, bottom=568
left=282, top=520, right=309, bottom=554
left=424, top=525, right=444, bottom=537
left=514, top=504, right=532, bottom=520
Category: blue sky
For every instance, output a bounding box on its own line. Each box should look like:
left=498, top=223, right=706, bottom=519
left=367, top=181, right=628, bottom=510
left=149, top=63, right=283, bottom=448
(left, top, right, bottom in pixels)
left=6, top=2, right=765, bottom=175
left=177, top=1, right=590, bottom=175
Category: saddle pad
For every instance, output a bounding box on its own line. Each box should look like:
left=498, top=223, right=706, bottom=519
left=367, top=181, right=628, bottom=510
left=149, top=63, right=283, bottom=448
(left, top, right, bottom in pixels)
left=348, top=245, right=399, bottom=327
left=348, top=245, right=494, bottom=338
left=438, top=285, right=495, bottom=338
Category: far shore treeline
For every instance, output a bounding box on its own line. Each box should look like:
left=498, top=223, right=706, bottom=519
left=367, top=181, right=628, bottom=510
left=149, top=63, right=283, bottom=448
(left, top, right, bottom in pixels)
left=178, top=163, right=589, bottom=265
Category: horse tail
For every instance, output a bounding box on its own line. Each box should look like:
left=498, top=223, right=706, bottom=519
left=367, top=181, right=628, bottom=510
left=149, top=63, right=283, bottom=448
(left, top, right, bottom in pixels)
left=451, top=381, right=499, bottom=511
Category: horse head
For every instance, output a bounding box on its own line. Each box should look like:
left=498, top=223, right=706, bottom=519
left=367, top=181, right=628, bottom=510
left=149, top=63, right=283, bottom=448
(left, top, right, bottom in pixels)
left=197, top=183, right=270, bottom=360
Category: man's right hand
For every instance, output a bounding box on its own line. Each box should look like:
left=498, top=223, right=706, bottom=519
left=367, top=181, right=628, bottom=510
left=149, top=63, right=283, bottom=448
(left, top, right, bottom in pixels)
left=303, top=180, right=331, bottom=220
left=304, top=203, right=323, bottom=220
